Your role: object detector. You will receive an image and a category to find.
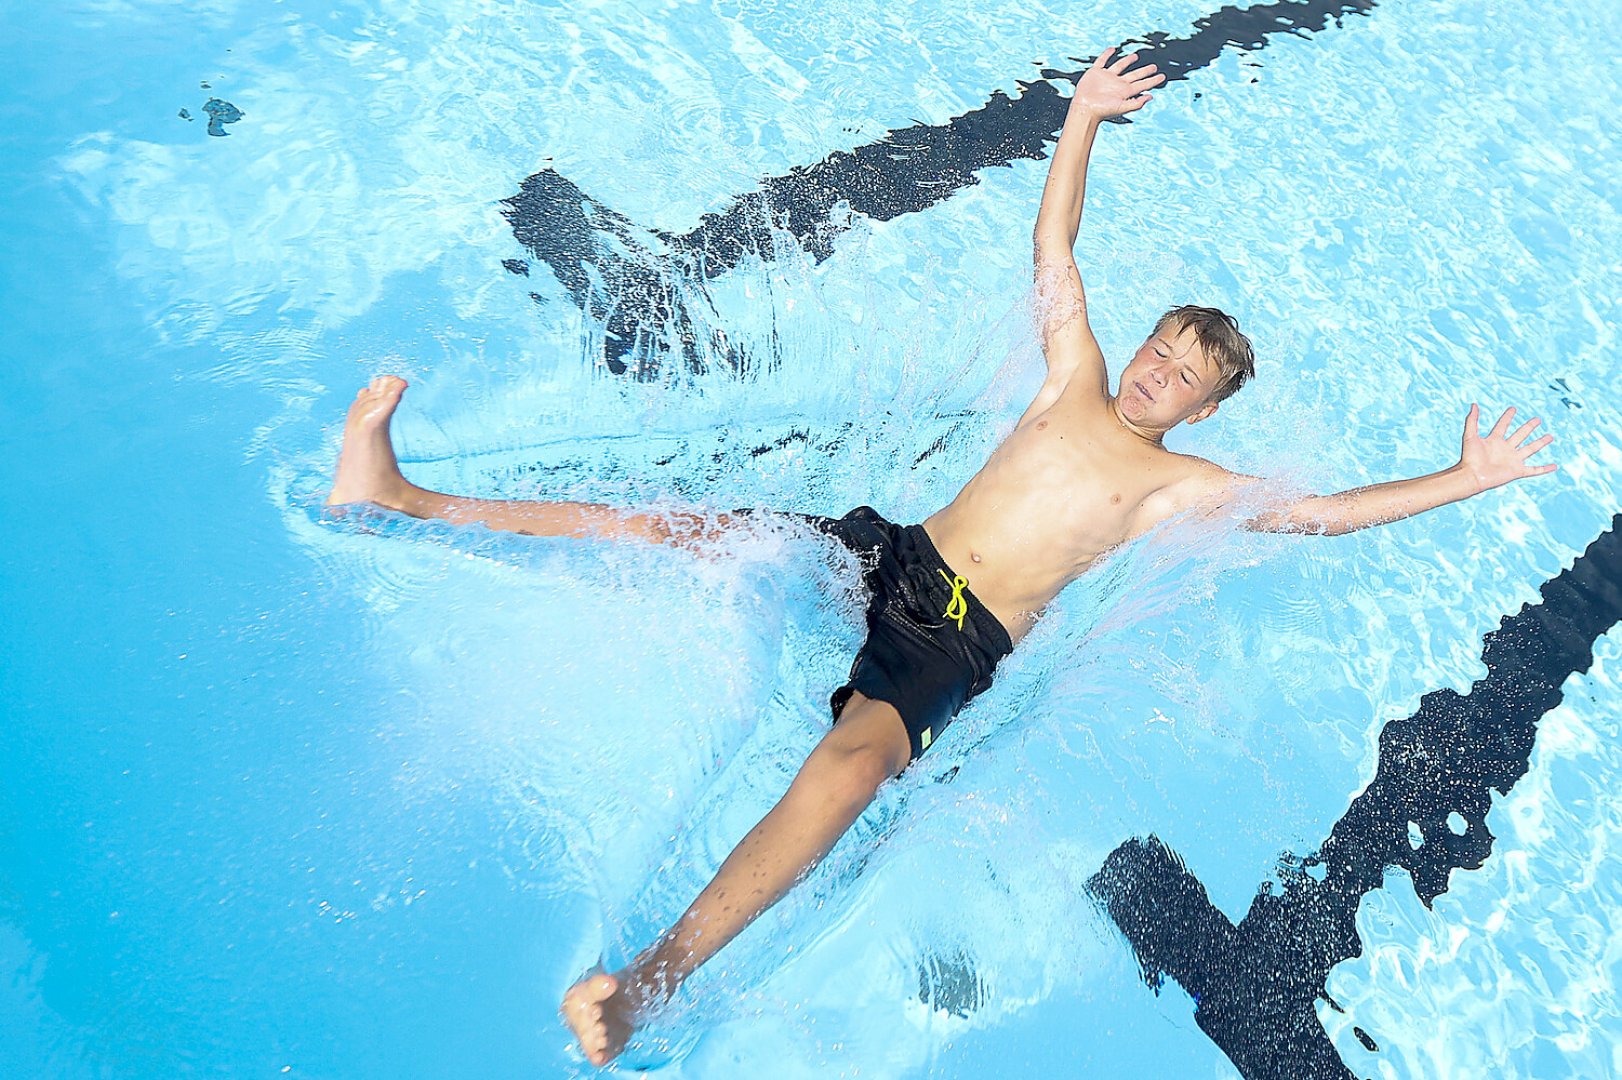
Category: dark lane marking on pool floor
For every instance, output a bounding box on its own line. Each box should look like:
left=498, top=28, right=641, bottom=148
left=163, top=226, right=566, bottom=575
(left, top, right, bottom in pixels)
left=202, top=97, right=244, bottom=137
left=502, top=0, right=1378, bottom=375
left=1088, top=514, right=1622, bottom=1079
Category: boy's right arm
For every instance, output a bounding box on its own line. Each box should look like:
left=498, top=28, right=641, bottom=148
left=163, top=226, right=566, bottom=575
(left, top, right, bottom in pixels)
left=1029, top=48, right=1164, bottom=412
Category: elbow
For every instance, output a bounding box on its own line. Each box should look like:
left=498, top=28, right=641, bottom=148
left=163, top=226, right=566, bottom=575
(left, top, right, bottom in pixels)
left=1286, top=496, right=1356, bottom=537
left=1032, top=233, right=1050, bottom=268
left=1033, top=226, right=1071, bottom=261
left=1292, top=515, right=1348, bottom=536
left=1265, top=513, right=1344, bottom=537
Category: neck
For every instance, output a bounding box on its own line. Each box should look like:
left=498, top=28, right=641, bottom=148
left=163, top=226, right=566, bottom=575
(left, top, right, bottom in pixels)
left=1107, top=395, right=1170, bottom=446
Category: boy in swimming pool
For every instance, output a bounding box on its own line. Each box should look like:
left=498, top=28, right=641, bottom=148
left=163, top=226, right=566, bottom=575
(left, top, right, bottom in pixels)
left=326, top=48, right=1557, bottom=1065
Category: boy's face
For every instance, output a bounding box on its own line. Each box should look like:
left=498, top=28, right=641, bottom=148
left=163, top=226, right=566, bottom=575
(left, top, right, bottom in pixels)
left=1115, top=323, right=1222, bottom=429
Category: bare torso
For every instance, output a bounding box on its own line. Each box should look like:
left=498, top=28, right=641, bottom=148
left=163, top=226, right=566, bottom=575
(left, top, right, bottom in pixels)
left=922, top=385, right=1211, bottom=642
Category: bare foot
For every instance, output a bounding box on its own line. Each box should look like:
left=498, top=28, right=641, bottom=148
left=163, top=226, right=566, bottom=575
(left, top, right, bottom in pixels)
left=327, top=376, right=412, bottom=508
left=561, top=971, right=639, bottom=1067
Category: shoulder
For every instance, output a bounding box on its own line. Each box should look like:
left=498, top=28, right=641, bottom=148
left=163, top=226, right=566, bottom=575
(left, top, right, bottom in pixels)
left=1016, top=372, right=1114, bottom=431
left=1159, top=455, right=1258, bottom=514
left=1123, top=452, right=1216, bottom=531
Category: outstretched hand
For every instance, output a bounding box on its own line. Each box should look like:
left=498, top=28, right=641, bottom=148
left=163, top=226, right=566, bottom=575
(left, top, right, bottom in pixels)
left=1459, top=404, right=1558, bottom=492
left=1071, top=46, right=1166, bottom=120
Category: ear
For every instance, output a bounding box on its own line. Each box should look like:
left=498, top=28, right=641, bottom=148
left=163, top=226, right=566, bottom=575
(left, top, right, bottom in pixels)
left=1185, top=401, right=1219, bottom=425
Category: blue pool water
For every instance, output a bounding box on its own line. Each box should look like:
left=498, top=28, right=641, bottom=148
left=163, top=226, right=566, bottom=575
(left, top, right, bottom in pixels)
left=4, top=1, right=1621, bottom=1076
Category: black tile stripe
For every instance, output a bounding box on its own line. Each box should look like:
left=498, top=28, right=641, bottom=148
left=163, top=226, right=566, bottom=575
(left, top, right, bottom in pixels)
left=1087, top=515, right=1622, bottom=1079
left=502, top=0, right=1379, bottom=375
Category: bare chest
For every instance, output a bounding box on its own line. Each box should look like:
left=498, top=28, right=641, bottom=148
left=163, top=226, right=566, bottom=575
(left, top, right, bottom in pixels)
left=968, top=411, right=1185, bottom=553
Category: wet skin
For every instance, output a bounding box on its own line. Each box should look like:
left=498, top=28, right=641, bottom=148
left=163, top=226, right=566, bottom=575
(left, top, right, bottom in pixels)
left=924, top=322, right=1229, bottom=642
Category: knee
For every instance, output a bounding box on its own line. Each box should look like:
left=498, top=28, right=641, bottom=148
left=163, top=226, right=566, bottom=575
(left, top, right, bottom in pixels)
left=627, top=510, right=714, bottom=548
left=795, top=739, right=899, bottom=816
left=608, top=509, right=684, bottom=546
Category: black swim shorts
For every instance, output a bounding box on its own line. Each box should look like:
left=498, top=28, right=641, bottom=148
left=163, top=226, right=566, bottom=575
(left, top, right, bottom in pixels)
left=739, top=505, right=1013, bottom=761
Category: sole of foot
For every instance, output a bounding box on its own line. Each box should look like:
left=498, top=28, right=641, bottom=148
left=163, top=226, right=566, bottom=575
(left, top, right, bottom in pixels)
left=327, top=375, right=410, bottom=508
left=561, top=971, right=639, bottom=1067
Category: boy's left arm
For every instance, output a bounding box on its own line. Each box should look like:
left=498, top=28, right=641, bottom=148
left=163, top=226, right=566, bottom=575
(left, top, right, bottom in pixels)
left=1223, top=404, right=1558, bottom=536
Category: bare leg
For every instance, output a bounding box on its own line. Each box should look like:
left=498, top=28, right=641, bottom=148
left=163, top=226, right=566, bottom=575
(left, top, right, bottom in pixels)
left=327, top=375, right=726, bottom=544
left=330, top=377, right=903, bottom=1061
left=560, top=693, right=912, bottom=1066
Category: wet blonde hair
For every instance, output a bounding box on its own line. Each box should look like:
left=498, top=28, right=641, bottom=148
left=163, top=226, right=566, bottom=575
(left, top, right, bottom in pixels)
left=1153, top=305, right=1255, bottom=403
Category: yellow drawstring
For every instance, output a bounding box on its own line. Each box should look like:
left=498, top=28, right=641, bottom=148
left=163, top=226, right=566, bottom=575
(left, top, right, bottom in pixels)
left=938, top=570, right=969, bottom=631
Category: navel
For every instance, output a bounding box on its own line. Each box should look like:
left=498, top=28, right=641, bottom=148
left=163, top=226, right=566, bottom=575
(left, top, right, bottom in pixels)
left=971, top=552, right=983, bottom=563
